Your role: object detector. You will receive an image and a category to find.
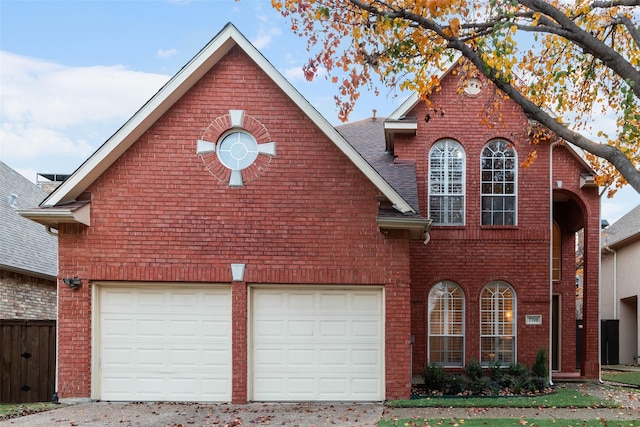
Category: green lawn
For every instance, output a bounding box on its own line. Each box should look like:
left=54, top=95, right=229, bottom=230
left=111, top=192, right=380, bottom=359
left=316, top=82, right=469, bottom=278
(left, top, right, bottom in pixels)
left=603, top=371, right=640, bottom=387
left=0, top=402, right=62, bottom=420
left=386, top=387, right=617, bottom=408
left=380, top=419, right=638, bottom=427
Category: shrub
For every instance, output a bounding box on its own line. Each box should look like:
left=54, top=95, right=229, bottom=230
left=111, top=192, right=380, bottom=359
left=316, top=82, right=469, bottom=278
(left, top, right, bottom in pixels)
left=507, top=362, right=530, bottom=380
left=487, top=360, right=505, bottom=383
left=527, top=375, right=548, bottom=392
left=464, top=358, right=483, bottom=381
left=468, top=376, right=492, bottom=394
left=422, top=363, right=448, bottom=392
left=446, top=374, right=469, bottom=395
left=532, top=347, right=548, bottom=378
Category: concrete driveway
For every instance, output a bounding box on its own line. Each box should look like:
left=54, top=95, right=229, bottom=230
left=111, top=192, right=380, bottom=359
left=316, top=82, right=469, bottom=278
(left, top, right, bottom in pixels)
left=0, top=401, right=383, bottom=426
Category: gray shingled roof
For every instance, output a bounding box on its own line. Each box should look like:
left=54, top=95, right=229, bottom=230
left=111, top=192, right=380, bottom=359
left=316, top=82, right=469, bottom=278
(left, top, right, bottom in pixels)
left=0, top=161, right=57, bottom=278
left=602, top=203, right=640, bottom=248
left=336, top=117, right=421, bottom=213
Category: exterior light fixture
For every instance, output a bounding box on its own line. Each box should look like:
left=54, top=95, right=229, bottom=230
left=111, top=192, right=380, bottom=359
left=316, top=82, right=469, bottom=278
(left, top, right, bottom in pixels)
left=62, top=277, right=82, bottom=290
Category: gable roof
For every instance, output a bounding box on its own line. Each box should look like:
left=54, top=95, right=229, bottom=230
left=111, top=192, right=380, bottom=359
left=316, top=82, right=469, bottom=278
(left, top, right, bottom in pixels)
left=0, top=161, right=57, bottom=279
left=33, top=23, right=418, bottom=218
left=602, top=204, right=640, bottom=249
left=386, top=62, right=596, bottom=176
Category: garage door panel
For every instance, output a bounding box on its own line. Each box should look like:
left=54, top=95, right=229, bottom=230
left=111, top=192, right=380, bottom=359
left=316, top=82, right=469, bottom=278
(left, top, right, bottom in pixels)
left=98, top=286, right=231, bottom=402
left=252, top=288, right=383, bottom=401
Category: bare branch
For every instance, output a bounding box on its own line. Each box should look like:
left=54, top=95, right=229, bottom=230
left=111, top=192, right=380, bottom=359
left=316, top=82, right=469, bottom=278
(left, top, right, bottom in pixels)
left=611, top=14, right=640, bottom=48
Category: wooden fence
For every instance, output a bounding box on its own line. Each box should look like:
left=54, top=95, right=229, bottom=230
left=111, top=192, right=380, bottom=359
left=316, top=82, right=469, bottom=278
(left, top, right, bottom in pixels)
left=0, top=320, right=56, bottom=403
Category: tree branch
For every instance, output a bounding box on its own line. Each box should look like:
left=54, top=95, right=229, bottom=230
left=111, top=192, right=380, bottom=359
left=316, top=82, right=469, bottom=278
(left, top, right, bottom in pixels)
left=592, top=0, right=640, bottom=7
left=518, top=0, right=640, bottom=99
left=450, top=39, right=640, bottom=193
left=610, top=14, right=640, bottom=48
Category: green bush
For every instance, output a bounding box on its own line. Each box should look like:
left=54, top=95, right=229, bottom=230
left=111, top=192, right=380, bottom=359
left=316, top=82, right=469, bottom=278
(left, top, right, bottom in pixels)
left=531, top=347, right=548, bottom=378
left=469, top=376, right=492, bottom=394
left=446, top=374, right=469, bottom=395
left=487, top=360, right=504, bottom=382
left=422, top=363, right=448, bottom=392
left=507, top=362, right=530, bottom=380
left=527, top=375, right=548, bottom=392
left=465, top=358, right=483, bottom=380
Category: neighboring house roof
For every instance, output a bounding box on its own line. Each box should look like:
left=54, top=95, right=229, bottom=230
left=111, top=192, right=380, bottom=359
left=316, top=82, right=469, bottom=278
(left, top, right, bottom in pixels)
left=0, top=161, right=57, bottom=279
left=602, top=204, right=640, bottom=249
left=29, top=23, right=421, bottom=220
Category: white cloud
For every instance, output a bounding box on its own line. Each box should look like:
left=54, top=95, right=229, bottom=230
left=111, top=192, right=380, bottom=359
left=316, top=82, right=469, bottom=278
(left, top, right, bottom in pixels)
left=283, top=64, right=327, bottom=82
left=0, top=51, right=170, bottom=175
left=283, top=66, right=305, bottom=81
left=251, top=26, right=282, bottom=50
left=156, top=49, right=177, bottom=59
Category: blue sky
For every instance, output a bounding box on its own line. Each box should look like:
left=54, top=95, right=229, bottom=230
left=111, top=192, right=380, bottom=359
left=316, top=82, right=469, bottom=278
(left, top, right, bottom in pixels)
left=1, top=0, right=638, bottom=223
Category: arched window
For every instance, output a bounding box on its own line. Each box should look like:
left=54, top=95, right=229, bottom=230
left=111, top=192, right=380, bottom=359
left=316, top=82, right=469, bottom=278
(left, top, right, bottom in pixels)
left=480, top=281, right=516, bottom=365
left=429, top=139, right=465, bottom=225
left=428, top=281, right=465, bottom=366
left=481, top=140, right=517, bottom=225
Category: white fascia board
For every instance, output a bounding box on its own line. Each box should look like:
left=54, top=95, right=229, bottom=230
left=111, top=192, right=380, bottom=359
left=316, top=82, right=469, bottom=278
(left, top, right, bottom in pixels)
left=18, top=203, right=91, bottom=227
left=388, top=93, right=421, bottom=121
left=565, top=142, right=596, bottom=173
left=42, top=26, right=239, bottom=207
left=42, top=24, right=415, bottom=214
left=229, top=28, right=417, bottom=213
left=384, top=120, right=418, bottom=132
left=388, top=57, right=461, bottom=121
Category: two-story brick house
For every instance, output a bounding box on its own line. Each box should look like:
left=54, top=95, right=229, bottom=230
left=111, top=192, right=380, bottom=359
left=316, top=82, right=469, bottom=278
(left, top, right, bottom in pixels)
left=20, top=24, right=601, bottom=403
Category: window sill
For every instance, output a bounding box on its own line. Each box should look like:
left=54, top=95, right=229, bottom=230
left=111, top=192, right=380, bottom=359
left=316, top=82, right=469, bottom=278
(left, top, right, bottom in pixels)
left=480, top=225, right=519, bottom=230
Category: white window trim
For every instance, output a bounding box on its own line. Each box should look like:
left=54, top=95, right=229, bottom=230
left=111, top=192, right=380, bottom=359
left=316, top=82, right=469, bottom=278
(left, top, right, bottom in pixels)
left=480, top=139, right=518, bottom=226
left=428, top=139, right=466, bottom=226
left=428, top=281, right=466, bottom=367
left=479, top=281, right=517, bottom=366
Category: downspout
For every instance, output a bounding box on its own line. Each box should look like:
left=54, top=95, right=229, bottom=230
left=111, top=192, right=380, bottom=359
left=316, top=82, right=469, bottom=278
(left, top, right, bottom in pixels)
left=548, top=142, right=558, bottom=386
left=44, top=225, right=59, bottom=401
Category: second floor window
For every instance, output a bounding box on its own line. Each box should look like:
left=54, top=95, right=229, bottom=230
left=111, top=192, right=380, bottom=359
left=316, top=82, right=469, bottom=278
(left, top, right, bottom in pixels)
left=429, top=139, right=465, bottom=225
left=481, top=139, right=517, bottom=225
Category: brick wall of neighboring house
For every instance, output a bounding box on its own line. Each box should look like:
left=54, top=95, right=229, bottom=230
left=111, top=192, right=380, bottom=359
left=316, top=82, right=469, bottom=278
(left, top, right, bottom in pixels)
left=0, top=270, right=56, bottom=320
left=56, top=46, right=413, bottom=401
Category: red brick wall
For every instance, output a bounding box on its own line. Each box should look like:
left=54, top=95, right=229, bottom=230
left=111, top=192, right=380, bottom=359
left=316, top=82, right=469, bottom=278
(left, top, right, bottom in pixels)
left=397, top=70, right=600, bottom=378
left=56, top=46, right=412, bottom=401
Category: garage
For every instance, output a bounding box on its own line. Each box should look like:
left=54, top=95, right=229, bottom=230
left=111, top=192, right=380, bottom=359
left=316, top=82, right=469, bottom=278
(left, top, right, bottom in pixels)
left=251, top=287, right=384, bottom=401
left=95, top=285, right=232, bottom=402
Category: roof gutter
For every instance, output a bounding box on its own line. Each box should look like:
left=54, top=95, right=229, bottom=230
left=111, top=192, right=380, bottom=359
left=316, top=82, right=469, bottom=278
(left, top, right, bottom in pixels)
left=377, top=216, right=432, bottom=242
left=17, top=202, right=91, bottom=228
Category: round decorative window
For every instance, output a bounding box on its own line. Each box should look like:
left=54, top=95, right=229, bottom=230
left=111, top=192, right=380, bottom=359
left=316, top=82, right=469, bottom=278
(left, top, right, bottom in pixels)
left=217, top=131, right=259, bottom=171
left=196, top=110, right=276, bottom=187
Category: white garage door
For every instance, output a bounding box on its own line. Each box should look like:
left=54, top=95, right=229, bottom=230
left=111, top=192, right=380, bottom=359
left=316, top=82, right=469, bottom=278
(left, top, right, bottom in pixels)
left=97, top=285, right=232, bottom=401
left=251, top=288, right=384, bottom=401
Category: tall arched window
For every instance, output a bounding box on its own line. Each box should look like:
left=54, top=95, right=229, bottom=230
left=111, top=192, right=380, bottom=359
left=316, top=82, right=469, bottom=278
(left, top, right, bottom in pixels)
left=480, top=281, right=516, bottom=365
left=481, top=139, right=517, bottom=225
left=429, top=139, right=465, bottom=225
left=428, top=281, right=465, bottom=366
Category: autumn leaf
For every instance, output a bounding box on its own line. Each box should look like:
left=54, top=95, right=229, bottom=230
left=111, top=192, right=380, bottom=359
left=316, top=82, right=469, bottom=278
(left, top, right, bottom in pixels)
left=272, top=0, right=640, bottom=193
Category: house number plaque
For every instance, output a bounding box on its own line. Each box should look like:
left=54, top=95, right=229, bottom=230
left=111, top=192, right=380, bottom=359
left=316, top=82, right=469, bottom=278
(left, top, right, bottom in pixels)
left=525, top=315, right=543, bottom=325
